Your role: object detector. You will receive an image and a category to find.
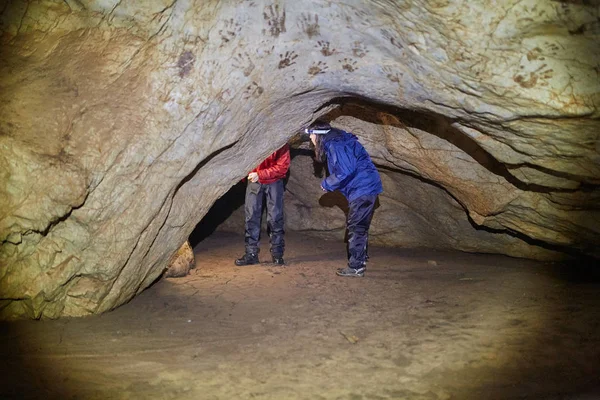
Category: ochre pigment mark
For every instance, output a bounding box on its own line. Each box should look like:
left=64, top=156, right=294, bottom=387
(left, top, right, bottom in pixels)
left=242, top=81, right=264, bottom=100
left=233, top=52, right=255, bottom=77
left=177, top=51, right=195, bottom=78
left=513, top=72, right=538, bottom=88
left=381, top=29, right=404, bottom=51
left=526, top=47, right=543, bottom=61
left=545, top=41, right=560, bottom=55
left=278, top=51, right=298, bottom=69
left=298, top=13, right=320, bottom=38
left=316, top=40, right=335, bottom=56
left=308, top=61, right=328, bottom=75
left=352, top=41, right=369, bottom=58
left=383, top=66, right=402, bottom=83
left=219, top=18, right=241, bottom=46
left=263, top=4, right=286, bottom=37
left=514, top=64, right=554, bottom=88
left=339, top=58, right=358, bottom=72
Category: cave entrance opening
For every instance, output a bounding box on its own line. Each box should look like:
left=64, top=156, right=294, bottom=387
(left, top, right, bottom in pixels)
left=186, top=95, right=561, bottom=264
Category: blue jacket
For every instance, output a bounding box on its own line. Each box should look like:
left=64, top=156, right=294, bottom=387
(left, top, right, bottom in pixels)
left=321, top=130, right=383, bottom=202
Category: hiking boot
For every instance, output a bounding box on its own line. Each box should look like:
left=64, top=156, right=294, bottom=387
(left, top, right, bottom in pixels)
left=272, top=255, right=285, bottom=265
left=336, top=266, right=365, bottom=277
left=234, top=253, right=259, bottom=266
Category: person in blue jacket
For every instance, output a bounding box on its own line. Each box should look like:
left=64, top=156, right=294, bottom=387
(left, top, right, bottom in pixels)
left=306, top=120, right=383, bottom=277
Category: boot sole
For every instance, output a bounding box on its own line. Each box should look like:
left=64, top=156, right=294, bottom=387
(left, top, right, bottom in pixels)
left=336, top=271, right=365, bottom=277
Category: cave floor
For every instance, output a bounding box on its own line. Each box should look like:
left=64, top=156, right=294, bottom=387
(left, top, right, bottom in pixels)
left=1, top=232, right=599, bottom=400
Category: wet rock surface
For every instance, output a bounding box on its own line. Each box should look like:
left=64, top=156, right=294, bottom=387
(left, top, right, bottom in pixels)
left=0, top=0, right=598, bottom=318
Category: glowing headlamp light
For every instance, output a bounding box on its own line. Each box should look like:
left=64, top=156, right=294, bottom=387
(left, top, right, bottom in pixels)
left=304, top=128, right=331, bottom=134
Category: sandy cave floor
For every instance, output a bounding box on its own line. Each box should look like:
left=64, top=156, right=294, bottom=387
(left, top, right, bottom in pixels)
left=1, top=231, right=599, bottom=400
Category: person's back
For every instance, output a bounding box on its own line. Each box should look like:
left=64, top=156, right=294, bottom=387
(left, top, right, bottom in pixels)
left=322, top=130, right=382, bottom=202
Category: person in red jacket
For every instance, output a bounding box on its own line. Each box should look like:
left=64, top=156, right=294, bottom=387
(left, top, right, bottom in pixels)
left=235, top=144, right=291, bottom=266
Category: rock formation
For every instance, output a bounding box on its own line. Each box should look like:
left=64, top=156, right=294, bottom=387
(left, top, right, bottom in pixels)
left=163, top=241, right=195, bottom=278
left=0, top=0, right=598, bottom=319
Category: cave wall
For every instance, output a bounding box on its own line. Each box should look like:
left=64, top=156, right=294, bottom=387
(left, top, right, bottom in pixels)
left=0, top=0, right=598, bottom=319
left=326, top=103, right=599, bottom=258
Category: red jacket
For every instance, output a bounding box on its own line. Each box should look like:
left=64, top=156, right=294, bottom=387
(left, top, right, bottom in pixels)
left=252, top=144, right=290, bottom=184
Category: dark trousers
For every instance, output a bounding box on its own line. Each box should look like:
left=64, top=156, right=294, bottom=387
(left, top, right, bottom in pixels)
left=347, top=194, right=377, bottom=269
left=244, top=180, right=285, bottom=256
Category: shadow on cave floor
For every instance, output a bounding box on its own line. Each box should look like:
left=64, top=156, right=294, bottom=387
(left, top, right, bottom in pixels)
left=1, top=231, right=599, bottom=400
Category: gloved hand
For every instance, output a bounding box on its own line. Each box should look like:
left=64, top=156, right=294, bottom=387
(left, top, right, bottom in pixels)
left=248, top=172, right=259, bottom=183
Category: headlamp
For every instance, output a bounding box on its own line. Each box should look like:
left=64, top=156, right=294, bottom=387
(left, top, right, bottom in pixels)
left=304, top=128, right=331, bottom=134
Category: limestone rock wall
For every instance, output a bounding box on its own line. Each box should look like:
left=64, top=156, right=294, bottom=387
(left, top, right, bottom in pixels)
left=0, top=0, right=598, bottom=319
left=328, top=104, right=599, bottom=258
left=283, top=153, right=562, bottom=260
left=164, top=241, right=195, bottom=278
